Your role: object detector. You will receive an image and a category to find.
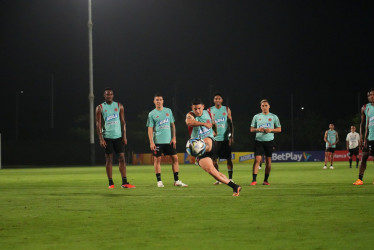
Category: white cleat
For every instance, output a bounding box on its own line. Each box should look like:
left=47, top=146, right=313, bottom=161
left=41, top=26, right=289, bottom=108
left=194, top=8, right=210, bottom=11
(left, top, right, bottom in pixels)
left=157, top=181, right=164, bottom=187
left=229, top=179, right=235, bottom=183
left=330, top=166, right=334, bottom=169
left=323, top=166, right=327, bottom=170
left=174, top=180, right=188, bottom=187
left=213, top=181, right=222, bottom=185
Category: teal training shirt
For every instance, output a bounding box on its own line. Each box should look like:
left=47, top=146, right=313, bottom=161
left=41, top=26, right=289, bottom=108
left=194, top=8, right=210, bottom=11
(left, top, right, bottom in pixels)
left=325, top=130, right=338, bottom=148
left=190, top=110, right=214, bottom=139
left=366, top=103, right=374, bottom=141
left=101, top=101, right=122, bottom=139
left=251, top=112, right=281, bottom=142
left=146, top=107, right=175, bottom=144
left=209, top=105, right=229, bottom=141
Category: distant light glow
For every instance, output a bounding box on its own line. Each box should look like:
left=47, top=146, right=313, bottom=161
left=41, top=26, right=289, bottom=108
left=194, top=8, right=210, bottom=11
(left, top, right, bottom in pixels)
left=301, top=107, right=304, bottom=110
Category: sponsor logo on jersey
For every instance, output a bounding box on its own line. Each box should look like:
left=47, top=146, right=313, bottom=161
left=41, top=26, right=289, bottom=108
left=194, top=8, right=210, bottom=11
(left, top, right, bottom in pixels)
left=268, top=118, right=272, bottom=121
left=259, top=123, right=271, bottom=128
left=106, top=114, right=118, bottom=121
left=215, top=117, right=226, bottom=123
left=114, top=108, right=118, bottom=112
left=223, top=112, right=226, bottom=116
left=166, top=113, right=169, bottom=116
left=158, top=118, right=169, bottom=126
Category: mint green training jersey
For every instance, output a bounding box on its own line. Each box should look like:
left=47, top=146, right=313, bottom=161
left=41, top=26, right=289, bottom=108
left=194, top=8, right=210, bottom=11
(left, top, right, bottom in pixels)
left=208, top=105, right=230, bottom=141
left=325, top=130, right=338, bottom=148
left=100, top=101, right=122, bottom=139
left=251, top=112, right=281, bottom=141
left=189, top=110, right=214, bottom=139
left=365, top=103, right=374, bottom=141
left=146, top=107, right=175, bottom=144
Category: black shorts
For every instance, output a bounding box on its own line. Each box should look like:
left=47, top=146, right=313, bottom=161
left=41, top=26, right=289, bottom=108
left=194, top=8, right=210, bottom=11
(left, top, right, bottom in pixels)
left=216, top=140, right=232, bottom=160
left=152, top=143, right=177, bottom=157
left=367, top=140, right=374, bottom=156
left=104, top=138, right=125, bottom=155
left=348, top=146, right=359, bottom=157
left=325, top=147, right=335, bottom=153
left=197, top=138, right=218, bottom=161
left=254, top=140, right=275, bottom=157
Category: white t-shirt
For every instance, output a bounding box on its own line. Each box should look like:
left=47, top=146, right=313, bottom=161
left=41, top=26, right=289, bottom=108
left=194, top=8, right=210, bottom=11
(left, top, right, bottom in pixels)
left=346, top=132, right=360, bottom=149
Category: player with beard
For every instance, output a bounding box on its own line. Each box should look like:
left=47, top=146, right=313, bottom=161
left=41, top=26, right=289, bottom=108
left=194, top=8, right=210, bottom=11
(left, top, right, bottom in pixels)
left=353, top=89, right=374, bottom=185
left=96, top=88, right=136, bottom=189
left=208, top=92, right=234, bottom=184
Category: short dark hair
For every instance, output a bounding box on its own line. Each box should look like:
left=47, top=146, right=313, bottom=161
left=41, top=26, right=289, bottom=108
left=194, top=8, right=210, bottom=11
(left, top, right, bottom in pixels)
left=104, top=87, right=113, bottom=93
left=191, top=98, right=204, bottom=106
left=154, top=93, right=163, bottom=98
left=213, top=92, right=223, bottom=100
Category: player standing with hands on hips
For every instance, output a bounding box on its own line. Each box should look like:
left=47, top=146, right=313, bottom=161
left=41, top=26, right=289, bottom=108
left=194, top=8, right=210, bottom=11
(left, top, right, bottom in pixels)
left=323, top=124, right=339, bottom=169
left=250, top=99, right=281, bottom=185
left=146, top=93, right=188, bottom=188
left=96, top=88, right=136, bottom=189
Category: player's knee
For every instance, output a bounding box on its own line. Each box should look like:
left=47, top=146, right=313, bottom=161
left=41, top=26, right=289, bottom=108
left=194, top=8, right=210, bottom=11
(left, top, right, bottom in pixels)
left=118, top=156, right=125, bottom=163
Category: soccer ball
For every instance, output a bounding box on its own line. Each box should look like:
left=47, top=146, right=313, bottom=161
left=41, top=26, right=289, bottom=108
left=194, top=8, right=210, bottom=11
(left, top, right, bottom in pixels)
left=186, top=138, right=206, bottom=157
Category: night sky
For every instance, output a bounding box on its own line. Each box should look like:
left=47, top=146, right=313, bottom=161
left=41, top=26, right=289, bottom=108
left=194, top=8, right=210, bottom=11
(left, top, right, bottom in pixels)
left=1, top=0, right=373, bottom=142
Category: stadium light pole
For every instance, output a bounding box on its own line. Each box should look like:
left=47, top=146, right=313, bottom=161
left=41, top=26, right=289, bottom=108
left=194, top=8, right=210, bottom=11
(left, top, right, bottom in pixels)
left=88, top=0, right=95, bottom=165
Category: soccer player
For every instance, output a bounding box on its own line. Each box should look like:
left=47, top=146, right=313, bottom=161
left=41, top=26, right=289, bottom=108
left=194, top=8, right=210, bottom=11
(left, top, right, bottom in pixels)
left=208, top=92, right=234, bottom=184
left=346, top=125, right=360, bottom=168
left=146, top=93, right=188, bottom=187
left=323, top=124, right=339, bottom=169
left=353, top=89, right=374, bottom=185
left=186, top=98, right=241, bottom=196
left=250, top=99, right=281, bottom=185
left=96, top=88, right=136, bottom=189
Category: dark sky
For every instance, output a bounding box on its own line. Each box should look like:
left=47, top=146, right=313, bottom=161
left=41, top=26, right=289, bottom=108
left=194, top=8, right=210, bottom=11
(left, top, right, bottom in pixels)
left=1, top=0, right=373, bottom=140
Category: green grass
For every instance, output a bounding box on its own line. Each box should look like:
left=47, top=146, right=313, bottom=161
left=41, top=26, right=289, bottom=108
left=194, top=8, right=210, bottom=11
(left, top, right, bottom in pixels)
left=1, top=162, right=374, bottom=250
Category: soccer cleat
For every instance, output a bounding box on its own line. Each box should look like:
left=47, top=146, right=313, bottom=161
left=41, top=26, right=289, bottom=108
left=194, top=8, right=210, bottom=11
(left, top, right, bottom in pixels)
left=157, top=181, right=164, bottom=187
left=323, top=166, right=327, bottom=169
left=233, top=185, right=242, bottom=196
left=250, top=181, right=257, bottom=186
left=108, top=185, right=114, bottom=189
left=263, top=181, right=270, bottom=185
left=121, top=183, right=136, bottom=188
left=229, top=179, right=235, bottom=183
left=330, top=166, right=334, bottom=169
left=213, top=181, right=222, bottom=185
left=174, top=180, right=188, bottom=187
left=352, top=179, right=363, bottom=185
left=258, top=166, right=262, bottom=170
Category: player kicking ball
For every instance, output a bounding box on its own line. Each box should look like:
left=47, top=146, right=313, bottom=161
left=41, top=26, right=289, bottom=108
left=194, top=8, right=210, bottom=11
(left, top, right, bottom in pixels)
left=185, top=98, right=241, bottom=196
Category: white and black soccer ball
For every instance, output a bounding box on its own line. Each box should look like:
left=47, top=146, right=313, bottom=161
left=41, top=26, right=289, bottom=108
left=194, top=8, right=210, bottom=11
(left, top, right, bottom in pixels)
left=186, top=138, right=206, bottom=157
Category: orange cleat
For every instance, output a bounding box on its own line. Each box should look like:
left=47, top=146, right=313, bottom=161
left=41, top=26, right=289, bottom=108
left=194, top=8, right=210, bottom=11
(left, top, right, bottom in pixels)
left=108, top=185, right=115, bottom=189
left=352, top=179, right=363, bottom=185
left=250, top=181, right=257, bottom=186
left=121, top=183, right=136, bottom=188
left=263, top=181, right=270, bottom=185
left=233, top=186, right=242, bottom=197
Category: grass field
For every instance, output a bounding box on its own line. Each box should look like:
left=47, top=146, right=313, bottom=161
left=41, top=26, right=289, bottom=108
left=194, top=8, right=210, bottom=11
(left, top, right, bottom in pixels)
left=1, top=162, right=374, bottom=250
